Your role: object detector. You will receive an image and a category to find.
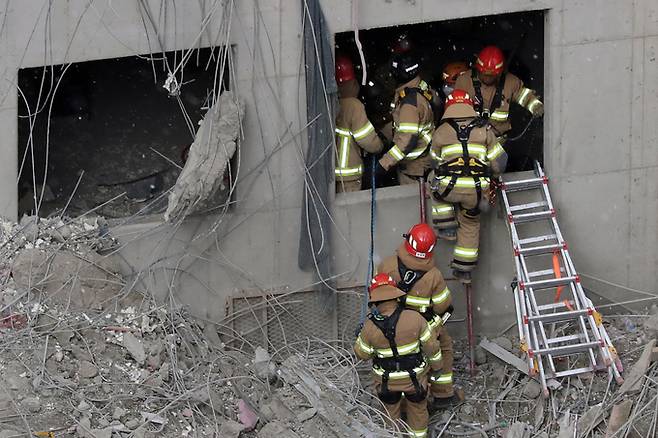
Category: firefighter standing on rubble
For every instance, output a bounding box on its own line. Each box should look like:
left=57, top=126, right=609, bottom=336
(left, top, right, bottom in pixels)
left=376, top=51, right=435, bottom=185
left=454, top=45, right=543, bottom=140
left=334, top=55, right=384, bottom=192
left=354, top=273, right=442, bottom=437
left=377, top=223, right=461, bottom=408
left=429, top=90, right=508, bottom=284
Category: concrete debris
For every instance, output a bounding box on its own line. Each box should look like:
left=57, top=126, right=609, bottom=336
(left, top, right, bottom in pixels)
left=619, top=339, right=656, bottom=395
left=219, top=420, right=246, bottom=438
left=643, top=313, right=658, bottom=339
left=123, top=332, right=147, bottom=364
left=258, top=421, right=301, bottom=438
left=521, top=379, right=542, bottom=399
left=237, top=399, right=259, bottom=430
left=165, top=91, right=244, bottom=221
left=492, top=336, right=514, bottom=352
left=604, top=399, right=633, bottom=437
left=505, top=422, right=533, bottom=438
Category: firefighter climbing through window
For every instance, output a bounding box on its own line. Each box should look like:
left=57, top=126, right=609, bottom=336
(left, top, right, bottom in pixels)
left=429, top=90, right=508, bottom=284
left=454, top=45, right=543, bottom=140
left=376, top=51, right=435, bottom=185
left=354, top=273, right=442, bottom=437
left=334, top=55, right=385, bottom=192
left=377, top=223, right=464, bottom=409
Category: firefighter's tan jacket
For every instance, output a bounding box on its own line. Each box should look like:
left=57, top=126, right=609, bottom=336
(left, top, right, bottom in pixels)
left=379, top=77, right=434, bottom=177
left=454, top=71, right=542, bottom=136
left=335, top=80, right=383, bottom=182
left=354, top=300, right=442, bottom=393
left=430, top=118, right=507, bottom=196
left=377, top=244, right=452, bottom=331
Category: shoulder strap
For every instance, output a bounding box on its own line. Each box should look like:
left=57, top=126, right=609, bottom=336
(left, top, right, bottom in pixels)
left=490, top=72, right=507, bottom=113
left=396, top=257, right=426, bottom=293
left=471, top=69, right=484, bottom=115
left=369, top=305, right=404, bottom=353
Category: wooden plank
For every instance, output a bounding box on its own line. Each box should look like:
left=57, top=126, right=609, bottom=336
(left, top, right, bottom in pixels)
left=479, top=338, right=561, bottom=390
left=619, top=339, right=656, bottom=395
left=604, top=399, right=633, bottom=437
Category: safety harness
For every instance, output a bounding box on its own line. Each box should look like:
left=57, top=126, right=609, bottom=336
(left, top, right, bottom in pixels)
left=471, top=68, right=507, bottom=120
left=393, top=81, right=435, bottom=159
left=396, top=257, right=453, bottom=327
left=369, top=305, right=425, bottom=396
left=433, top=119, right=492, bottom=211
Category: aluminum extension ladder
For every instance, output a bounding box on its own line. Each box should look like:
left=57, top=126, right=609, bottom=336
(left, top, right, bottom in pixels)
left=499, top=162, right=623, bottom=396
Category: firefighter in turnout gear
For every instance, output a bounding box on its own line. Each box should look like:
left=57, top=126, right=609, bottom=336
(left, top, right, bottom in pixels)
left=429, top=90, right=508, bottom=284
left=354, top=273, right=442, bottom=437
left=377, top=52, right=435, bottom=185
left=440, top=61, right=469, bottom=100
left=454, top=45, right=543, bottom=138
left=335, top=55, right=384, bottom=192
left=377, top=223, right=459, bottom=405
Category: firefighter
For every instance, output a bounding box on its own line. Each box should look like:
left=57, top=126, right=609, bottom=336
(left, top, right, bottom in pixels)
left=454, top=45, right=543, bottom=139
left=376, top=51, right=435, bottom=185
left=440, top=61, right=469, bottom=99
left=335, top=55, right=384, bottom=193
left=377, top=223, right=460, bottom=407
left=354, top=273, right=442, bottom=437
left=429, top=90, right=508, bottom=284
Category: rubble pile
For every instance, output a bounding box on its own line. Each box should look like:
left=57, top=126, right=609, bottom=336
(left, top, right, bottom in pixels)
left=0, top=216, right=395, bottom=437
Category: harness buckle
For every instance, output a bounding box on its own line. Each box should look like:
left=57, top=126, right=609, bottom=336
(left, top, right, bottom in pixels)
left=481, top=109, right=491, bottom=119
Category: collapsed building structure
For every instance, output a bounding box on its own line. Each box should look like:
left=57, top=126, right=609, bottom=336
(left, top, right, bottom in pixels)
left=0, top=0, right=657, bottom=437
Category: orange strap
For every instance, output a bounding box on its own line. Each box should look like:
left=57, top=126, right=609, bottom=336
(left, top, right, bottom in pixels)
left=553, top=252, right=564, bottom=302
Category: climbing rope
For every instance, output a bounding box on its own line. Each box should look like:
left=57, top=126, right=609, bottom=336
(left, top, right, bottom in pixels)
left=359, top=155, right=377, bottom=327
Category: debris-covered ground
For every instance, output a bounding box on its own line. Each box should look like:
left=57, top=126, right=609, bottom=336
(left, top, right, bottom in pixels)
left=2, top=216, right=657, bottom=437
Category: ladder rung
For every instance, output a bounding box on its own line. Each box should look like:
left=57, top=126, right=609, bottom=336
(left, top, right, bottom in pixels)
left=527, top=269, right=557, bottom=279
left=502, top=177, right=546, bottom=192
left=546, top=334, right=583, bottom=344
left=510, top=209, right=555, bottom=224
left=523, top=276, right=577, bottom=290
left=528, top=308, right=589, bottom=323
left=536, top=301, right=570, bottom=311
left=509, top=201, right=548, bottom=212
left=518, top=243, right=564, bottom=256
left=533, top=341, right=600, bottom=356
left=518, top=234, right=557, bottom=245
left=553, top=366, right=595, bottom=378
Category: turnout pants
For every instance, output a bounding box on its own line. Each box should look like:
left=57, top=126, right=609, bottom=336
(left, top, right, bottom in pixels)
left=376, top=381, right=429, bottom=437
left=430, top=326, right=454, bottom=398
left=431, top=189, right=483, bottom=272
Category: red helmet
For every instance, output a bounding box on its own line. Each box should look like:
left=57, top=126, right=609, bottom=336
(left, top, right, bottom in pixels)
left=403, top=223, right=436, bottom=259
left=442, top=61, right=469, bottom=86
left=335, top=55, right=356, bottom=84
left=369, top=273, right=397, bottom=292
left=445, top=89, right=474, bottom=108
left=475, top=46, right=505, bottom=76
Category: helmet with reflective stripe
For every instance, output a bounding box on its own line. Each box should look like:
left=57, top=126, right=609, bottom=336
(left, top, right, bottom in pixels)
left=335, top=55, right=356, bottom=84
left=442, top=61, right=469, bottom=86
left=475, top=45, right=505, bottom=76
left=369, top=273, right=405, bottom=303
left=443, top=89, right=477, bottom=119
left=390, top=52, right=420, bottom=85
left=403, top=223, right=436, bottom=259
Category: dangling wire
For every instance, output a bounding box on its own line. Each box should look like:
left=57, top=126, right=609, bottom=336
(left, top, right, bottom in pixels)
left=359, top=155, right=377, bottom=327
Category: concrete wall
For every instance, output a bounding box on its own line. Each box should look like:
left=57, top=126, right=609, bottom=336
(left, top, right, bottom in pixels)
left=0, top=1, right=656, bottom=336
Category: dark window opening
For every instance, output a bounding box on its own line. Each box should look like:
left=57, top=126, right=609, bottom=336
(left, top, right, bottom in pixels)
left=335, top=9, right=545, bottom=190
left=17, top=47, right=231, bottom=219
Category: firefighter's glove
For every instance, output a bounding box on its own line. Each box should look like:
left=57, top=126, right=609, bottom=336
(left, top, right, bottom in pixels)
left=531, top=101, right=544, bottom=118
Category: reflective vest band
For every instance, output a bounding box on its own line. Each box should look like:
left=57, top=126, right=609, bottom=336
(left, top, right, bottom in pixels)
left=527, top=98, right=542, bottom=115
left=432, top=204, right=454, bottom=215
left=356, top=335, right=374, bottom=355
left=387, top=145, right=405, bottom=161
left=440, top=144, right=487, bottom=161
left=428, top=349, right=443, bottom=363
left=410, top=429, right=428, bottom=438
left=405, top=295, right=431, bottom=307
left=352, top=122, right=375, bottom=140
left=373, top=363, right=428, bottom=379
left=374, top=340, right=421, bottom=358
left=490, top=110, right=508, bottom=122
left=432, top=287, right=451, bottom=305
left=335, top=127, right=351, bottom=136
left=397, top=123, right=420, bottom=133
left=428, top=314, right=443, bottom=329
left=437, top=177, right=490, bottom=189
left=430, top=372, right=453, bottom=384
left=421, top=131, right=432, bottom=144
left=420, top=325, right=433, bottom=342
left=404, top=145, right=428, bottom=160
left=338, top=135, right=349, bottom=168
left=454, top=246, right=478, bottom=260
left=335, top=165, right=363, bottom=177
left=515, top=87, right=533, bottom=106
left=487, top=142, right=506, bottom=161
left=430, top=149, right=441, bottom=162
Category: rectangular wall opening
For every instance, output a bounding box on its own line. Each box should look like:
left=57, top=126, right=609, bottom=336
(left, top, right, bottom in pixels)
left=17, top=47, right=231, bottom=219
left=335, top=10, right=545, bottom=190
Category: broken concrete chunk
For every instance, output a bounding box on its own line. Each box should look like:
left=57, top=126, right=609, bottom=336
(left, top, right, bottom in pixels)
left=643, top=314, right=658, bottom=339
left=21, top=396, right=41, bottom=413
left=504, top=422, right=532, bottom=438
left=605, top=399, right=633, bottom=437
left=123, top=332, right=146, bottom=365
left=522, top=380, right=542, bottom=399
left=79, top=360, right=98, bottom=378
left=297, top=408, right=317, bottom=422
left=219, top=420, right=246, bottom=438
left=474, top=345, right=487, bottom=365
left=492, top=336, right=514, bottom=352
left=141, top=411, right=167, bottom=425
left=238, top=399, right=259, bottom=430
left=619, top=339, right=656, bottom=395
left=253, top=346, right=277, bottom=382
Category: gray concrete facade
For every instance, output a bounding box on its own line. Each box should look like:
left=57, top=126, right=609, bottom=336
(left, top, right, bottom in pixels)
left=0, top=1, right=655, bottom=336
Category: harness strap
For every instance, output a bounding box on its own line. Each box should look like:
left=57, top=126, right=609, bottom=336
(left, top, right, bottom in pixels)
left=396, top=257, right=425, bottom=294
left=471, top=69, right=507, bottom=119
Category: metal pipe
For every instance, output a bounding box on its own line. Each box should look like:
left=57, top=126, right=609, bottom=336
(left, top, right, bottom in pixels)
left=465, top=283, right=476, bottom=375
left=418, top=176, right=427, bottom=223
